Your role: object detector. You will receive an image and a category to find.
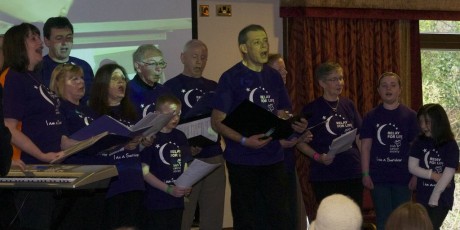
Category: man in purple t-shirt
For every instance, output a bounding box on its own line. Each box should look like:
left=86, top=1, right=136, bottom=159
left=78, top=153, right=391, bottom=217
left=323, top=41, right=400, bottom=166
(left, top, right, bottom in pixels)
left=211, top=24, right=307, bottom=230
left=164, top=40, right=225, bottom=230
left=42, top=17, right=94, bottom=103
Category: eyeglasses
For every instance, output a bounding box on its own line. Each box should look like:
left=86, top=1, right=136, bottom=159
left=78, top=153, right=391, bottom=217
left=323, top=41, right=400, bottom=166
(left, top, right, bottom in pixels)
left=139, top=60, right=167, bottom=68
left=325, top=77, right=344, bottom=82
left=110, top=76, right=128, bottom=82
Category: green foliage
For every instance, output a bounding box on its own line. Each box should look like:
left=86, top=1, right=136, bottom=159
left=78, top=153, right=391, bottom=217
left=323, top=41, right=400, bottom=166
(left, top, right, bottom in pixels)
left=420, top=20, right=460, bottom=33
left=421, top=50, right=460, bottom=141
left=420, top=20, right=460, bottom=230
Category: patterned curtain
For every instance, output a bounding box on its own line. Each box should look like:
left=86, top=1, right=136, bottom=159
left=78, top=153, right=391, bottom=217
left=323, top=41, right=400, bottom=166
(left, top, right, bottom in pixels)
left=284, top=17, right=419, bottom=219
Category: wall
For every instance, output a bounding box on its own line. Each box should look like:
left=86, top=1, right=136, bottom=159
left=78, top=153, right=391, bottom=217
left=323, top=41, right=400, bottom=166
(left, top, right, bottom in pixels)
left=197, top=0, right=283, bottom=227
left=0, top=0, right=192, bottom=80
left=197, top=0, right=283, bottom=82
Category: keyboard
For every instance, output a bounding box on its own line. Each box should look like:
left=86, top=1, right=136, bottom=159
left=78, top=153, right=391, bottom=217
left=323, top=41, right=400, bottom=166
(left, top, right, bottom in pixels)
left=0, top=164, right=118, bottom=189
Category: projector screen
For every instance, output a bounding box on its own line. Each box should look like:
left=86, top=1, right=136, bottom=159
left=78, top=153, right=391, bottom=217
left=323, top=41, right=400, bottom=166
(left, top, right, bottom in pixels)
left=0, top=0, right=193, bottom=81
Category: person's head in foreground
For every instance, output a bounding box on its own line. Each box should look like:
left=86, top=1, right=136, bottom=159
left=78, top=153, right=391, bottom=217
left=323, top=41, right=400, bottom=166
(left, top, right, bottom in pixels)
left=310, top=194, right=362, bottom=230
left=385, top=202, right=433, bottom=230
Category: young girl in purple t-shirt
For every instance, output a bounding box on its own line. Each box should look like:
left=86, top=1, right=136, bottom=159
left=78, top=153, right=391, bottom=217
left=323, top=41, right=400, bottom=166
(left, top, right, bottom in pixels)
left=409, top=103, right=459, bottom=229
left=360, top=72, right=419, bottom=230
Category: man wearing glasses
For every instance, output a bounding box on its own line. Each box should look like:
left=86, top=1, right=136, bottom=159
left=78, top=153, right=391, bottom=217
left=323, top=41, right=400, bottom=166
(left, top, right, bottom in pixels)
left=129, top=44, right=171, bottom=118
left=42, top=17, right=94, bottom=103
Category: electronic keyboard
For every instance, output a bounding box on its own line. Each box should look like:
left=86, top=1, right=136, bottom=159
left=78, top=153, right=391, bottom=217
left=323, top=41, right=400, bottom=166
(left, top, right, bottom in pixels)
left=0, top=164, right=118, bottom=189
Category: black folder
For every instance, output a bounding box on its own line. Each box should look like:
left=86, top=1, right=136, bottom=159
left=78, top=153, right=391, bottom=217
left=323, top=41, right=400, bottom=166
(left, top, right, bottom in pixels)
left=188, top=135, right=217, bottom=147
left=222, top=100, right=293, bottom=140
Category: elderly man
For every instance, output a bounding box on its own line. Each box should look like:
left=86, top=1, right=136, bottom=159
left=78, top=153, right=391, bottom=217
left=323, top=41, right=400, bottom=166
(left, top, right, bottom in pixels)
left=128, top=44, right=171, bottom=118
left=165, top=39, right=226, bottom=230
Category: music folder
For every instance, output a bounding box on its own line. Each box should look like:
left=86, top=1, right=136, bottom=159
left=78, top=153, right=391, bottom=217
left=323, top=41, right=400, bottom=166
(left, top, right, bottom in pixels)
left=222, top=100, right=293, bottom=140
left=177, top=115, right=218, bottom=147
left=70, top=112, right=173, bottom=141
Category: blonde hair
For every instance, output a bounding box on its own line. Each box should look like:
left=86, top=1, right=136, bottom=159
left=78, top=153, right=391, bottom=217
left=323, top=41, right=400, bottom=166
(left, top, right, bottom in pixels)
left=385, top=202, right=433, bottom=230
left=49, top=63, right=84, bottom=98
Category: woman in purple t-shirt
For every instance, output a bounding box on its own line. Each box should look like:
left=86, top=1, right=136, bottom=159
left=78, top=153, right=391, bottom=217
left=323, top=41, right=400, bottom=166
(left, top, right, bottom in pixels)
left=89, top=63, right=146, bottom=230
left=297, top=61, right=363, bottom=209
left=3, top=23, right=68, bottom=164
left=409, top=104, right=459, bottom=229
left=2, top=23, right=76, bottom=229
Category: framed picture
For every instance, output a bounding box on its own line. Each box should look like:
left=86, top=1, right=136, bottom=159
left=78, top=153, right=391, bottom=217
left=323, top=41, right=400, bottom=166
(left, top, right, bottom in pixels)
left=216, top=5, right=231, bottom=16
left=200, top=5, right=209, bottom=17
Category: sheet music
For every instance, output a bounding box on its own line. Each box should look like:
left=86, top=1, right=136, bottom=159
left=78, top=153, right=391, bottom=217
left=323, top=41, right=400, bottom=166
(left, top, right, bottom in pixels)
left=327, top=128, right=357, bottom=156
left=174, top=159, right=221, bottom=188
left=176, top=117, right=218, bottom=142
left=141, top=112, right=175, bottom=137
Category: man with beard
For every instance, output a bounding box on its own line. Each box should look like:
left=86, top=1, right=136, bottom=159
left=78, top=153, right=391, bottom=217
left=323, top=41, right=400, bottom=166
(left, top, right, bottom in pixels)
left=210, top=24, right=308, bottom=230
left=42, top=17, right=94, bottom=103
left=128, top=44, right=171, bottom=118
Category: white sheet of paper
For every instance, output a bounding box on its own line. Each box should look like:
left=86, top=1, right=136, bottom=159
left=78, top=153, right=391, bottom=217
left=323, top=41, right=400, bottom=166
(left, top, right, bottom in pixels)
left=327, top=128, right=357, bottom=156
left=176, top=117, right=218, bottom=142
left=141, top=112, right=175, bottom=137
left=174, top=159, right=221, bottom=188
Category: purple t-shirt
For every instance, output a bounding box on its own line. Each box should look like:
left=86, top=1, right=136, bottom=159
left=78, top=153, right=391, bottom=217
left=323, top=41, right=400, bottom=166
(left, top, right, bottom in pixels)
left=140, top=129, right=192, bottom=210
left=127, top=74, right=172, bottom=118
left=164, top=74, right=217, bottom=117
left=212, top=62, right=291, bottom=166
left=59, top=99, right=108, bottom=164
left=410, top=137, right=459, bottom=209
left=164, top=74, right=222, bottom=159
left=60, top=100, right=97, bottom=135
left=96, top=105, right=144, bottom=198
left=301, top=97, right=362, bottom=181
left=3, top=70, right=64, bottom=163
left=360, top=104, right=419, bottom=185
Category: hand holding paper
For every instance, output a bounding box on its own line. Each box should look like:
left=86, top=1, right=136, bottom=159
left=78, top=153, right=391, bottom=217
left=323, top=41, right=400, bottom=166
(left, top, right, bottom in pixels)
left=327, top=128, right=357, bottom=156
left=174, top=159, right=221, bottom=188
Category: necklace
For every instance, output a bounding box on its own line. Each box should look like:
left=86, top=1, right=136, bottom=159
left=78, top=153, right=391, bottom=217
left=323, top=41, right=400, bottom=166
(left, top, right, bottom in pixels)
left=324, top=97, right=339, bottom=112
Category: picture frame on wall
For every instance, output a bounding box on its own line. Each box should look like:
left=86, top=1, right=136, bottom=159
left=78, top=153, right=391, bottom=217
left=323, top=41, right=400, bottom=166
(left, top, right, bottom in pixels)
left=200, top=5, right=209, bottom=17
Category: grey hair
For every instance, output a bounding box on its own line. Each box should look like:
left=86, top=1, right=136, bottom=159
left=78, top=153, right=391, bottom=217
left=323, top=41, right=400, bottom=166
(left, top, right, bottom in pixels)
left=182, top=39, right=207, bottom=53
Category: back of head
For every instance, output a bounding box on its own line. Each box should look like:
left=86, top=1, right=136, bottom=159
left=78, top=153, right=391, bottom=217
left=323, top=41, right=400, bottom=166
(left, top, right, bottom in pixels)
left=385, top=202, right=433, bottom=230
left=267, top=53, right=282, bottom=66
left=43, top=16, right=74, bottom=39
left=310, top=194, right=362, bottom=230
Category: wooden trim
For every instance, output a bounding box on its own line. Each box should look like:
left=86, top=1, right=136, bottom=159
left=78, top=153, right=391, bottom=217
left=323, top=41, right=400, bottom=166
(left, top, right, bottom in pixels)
left=420, top=34, right=460, bottom=50
left=280, top=7, right=460, bottom=20
left=281, top=0, right=460, bottom=11
left=410, top=21, right=423, bottom=110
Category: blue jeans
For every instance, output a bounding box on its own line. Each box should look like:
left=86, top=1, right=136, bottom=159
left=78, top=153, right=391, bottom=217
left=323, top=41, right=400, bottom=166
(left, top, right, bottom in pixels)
left=372, top=184, right=411, bottom=230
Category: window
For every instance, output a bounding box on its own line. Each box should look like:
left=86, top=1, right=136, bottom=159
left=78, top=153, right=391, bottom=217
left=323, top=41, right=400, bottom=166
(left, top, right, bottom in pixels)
left=420, top=20, right=460, bottom=230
